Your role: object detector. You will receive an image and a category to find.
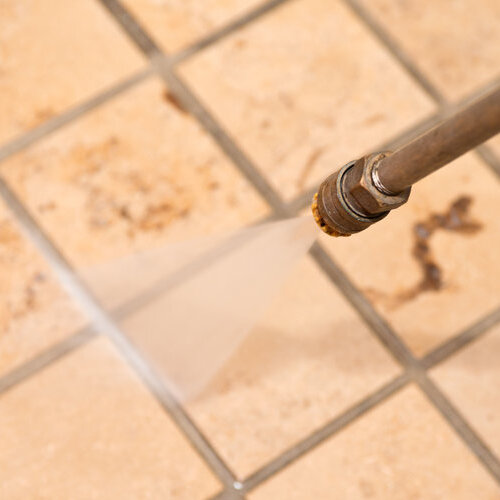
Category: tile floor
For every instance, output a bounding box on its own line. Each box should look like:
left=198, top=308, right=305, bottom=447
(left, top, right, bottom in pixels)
left=0, top=0, right=499, bottom=498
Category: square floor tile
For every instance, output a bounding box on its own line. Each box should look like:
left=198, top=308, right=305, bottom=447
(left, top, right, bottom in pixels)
left=0, top=200, right=85, bottom=378
left=122, top=0, right=265, bottom=52
left=0, top=77, right=269, bottom=268
left=178, top=0, right=435, bottom=200
left=319, top=153, right=500, bottom=356
left=186, top=255, right=401, bottom=478
left=358, top=0, right=500, bottom=100
left=0, top=0, right=145, bottom=145
left=432, top=323, right=500, bottom=460
left=248, top=385, right=500, bottom=500
left=0, top=337, right=221, bottom=499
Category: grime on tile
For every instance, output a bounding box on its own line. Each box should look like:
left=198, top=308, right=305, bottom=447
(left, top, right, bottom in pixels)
left=0, top=337, right=221, bottom=500
left=178, top=0, right=435, bottom=200
left=0, top=0, right=145, bottom=145
left=0, top=199, right=85, bottom=378
left=248, top=386, right=500, bottom=500
left=319, top=153, right=500, bottom=356
left=184, top=256, right=401, bottom=478
left=0, top=77, right=269, bottom=268
left=121, top=0, right=266, bottom=52
left=357, top=0, right=500, bottom=100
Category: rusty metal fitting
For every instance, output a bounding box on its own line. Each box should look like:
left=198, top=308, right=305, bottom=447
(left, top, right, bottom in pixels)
left=312, top=152, right=411, bottom=237
left=312, top=86, right=500, bottom=237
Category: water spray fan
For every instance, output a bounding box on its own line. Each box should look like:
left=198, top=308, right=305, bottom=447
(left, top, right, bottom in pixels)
left=312, top=86, right=500, bottom=236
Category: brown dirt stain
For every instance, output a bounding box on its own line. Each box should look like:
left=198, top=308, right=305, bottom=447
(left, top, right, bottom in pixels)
left=365, top=195, right=482, bottom=308
left=162, top=90, right=189, bottom=115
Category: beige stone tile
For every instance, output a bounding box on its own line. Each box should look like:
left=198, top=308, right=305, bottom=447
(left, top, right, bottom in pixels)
left=0, top=0, right=145, bottom=145
left=248, top=386, right=500, bottom=500
left=178, top=0, right=435, bottom=201
left=319, top=154, right=500, bottom=356
left=432, top=323, right=500, bottom=460
left=0, top=77, right=269, bottom=268
left=359, top=0, right=500, bottom=100
left=0, top=337, right=221, bottom=499
left=122, top=0, right=265, bottom=52
left=186, top=256, right=401, bottom=478
left=0, top=200, right=85, bottom=378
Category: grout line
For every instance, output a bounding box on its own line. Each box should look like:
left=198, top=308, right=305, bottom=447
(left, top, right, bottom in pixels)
left=152, top=57, right=287, bottom=214
left=241, top=373, right=410, bottom=492
left=417, top=375, right=500, bottom=481
left=475, top=144, right=500, bottom=177
left=341, top=0, right=445, bottom=104
left=98, top=0, right=161, bottom=56
left=171, top=0, right=292, bottom=64
left=0, top=326, right=97, bottom=396
left=309, top=243, right=416, bottom=368
left=0, top=67, right=153, bottom=163
left=0, top=178, right=238, bottom=488
left=209, top=490, right=247, bottom=500
left=421, top=306, right=500, bottom=369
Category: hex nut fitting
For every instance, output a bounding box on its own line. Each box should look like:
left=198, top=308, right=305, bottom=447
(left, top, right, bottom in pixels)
left=349, top=152, right=411, bottom=216
left=312, top=152, right=412, bottom=236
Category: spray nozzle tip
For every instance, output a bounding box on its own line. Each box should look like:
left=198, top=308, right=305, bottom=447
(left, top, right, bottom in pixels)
left=311, top=192, right=346, bottom=237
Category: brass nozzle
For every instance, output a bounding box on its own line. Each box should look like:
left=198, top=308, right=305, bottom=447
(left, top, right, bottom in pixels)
left=311, top=152, right=411, bottom=237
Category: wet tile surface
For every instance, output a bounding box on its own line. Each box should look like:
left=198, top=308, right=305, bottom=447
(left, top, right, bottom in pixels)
left=359, top=0, right=500, bottom=100
left=0, top=337, right=221, bottom=500
left=248, top=386, right=500, bottom=500
left=2, top=0, right=500, bottom=497
left=432, top=323, right=500, bottom=460
left=320, top=154, right=500, bottom=356
left=0, top=78, right=269, bottom=268
left=0, top=200, right=84, bottom=378
left=0, top=0, right=144, bottom=145
left=186, top=256, right=401, bottom=478
left=178, top=0, right=435, bottom=200
left=122, top=0, right=265, bottom=52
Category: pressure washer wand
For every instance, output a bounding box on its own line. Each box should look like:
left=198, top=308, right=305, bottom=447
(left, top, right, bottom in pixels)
left=312, top=85, right=500, bottom=237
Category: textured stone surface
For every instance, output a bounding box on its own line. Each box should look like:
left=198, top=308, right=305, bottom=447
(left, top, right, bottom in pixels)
left=249, top=386, right=500, bottom=499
